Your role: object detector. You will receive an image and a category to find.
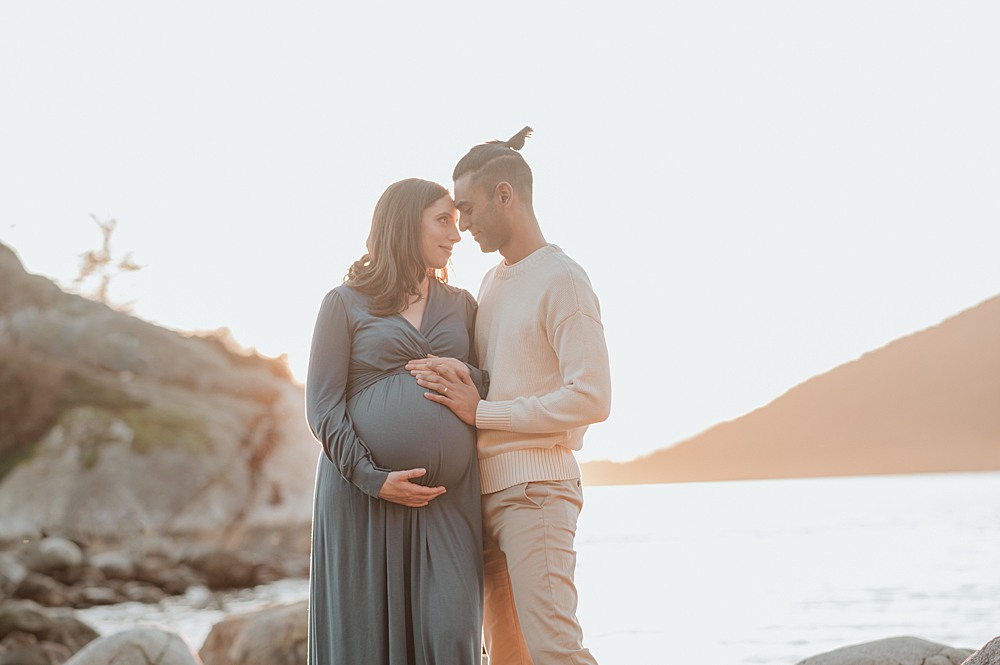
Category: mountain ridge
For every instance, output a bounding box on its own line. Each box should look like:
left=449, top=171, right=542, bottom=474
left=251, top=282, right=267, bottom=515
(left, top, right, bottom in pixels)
left=582, top=295, right=1000, bottom=485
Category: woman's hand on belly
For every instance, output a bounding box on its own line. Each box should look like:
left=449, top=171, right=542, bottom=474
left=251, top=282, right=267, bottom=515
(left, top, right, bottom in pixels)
left=378, top=468, right=446, bottom=507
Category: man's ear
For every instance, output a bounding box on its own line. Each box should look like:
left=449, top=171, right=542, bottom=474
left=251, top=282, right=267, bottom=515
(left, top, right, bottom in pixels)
left=495, top=181, right=514, bottom=208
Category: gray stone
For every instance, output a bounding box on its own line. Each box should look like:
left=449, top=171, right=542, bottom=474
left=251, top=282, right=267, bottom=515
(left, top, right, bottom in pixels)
left=182, top=550, right=264, bottom=591
left=64, top=627, right=202, bottom=665
left=963, top=636, right=1000, bottom=665
left=797, top=636, right=974, bottom=665
left=122, top=582, right=166, bottom=604
left=0, top=600, right=51, bottom=637
left=22, top=539, right=84, bottom=575
left=199, top=600, right=307, bottom=665
left=0, top=552, right=28, bottom=597
left=14, top=574, right=73, bottom=607
left=0, top=640, right=73, bottom=665
left=0, top=600, right=98, bottom=654
left=38, top=614, right=99, bottom=654
left=79, top=586, right=122, bottom=606
left=88, top=551, right=135, bottom=580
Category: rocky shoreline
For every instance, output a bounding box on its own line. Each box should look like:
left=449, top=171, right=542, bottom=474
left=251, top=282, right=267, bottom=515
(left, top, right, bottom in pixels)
left=2, top=538, right=998, bottom=665
left=0, top=534, right=309, bottom=664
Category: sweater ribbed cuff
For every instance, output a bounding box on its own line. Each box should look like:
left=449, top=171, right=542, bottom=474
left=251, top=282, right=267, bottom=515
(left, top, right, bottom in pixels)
left=476, top=400, right=513, bottom=432
left=479, top=448, right=581, bottom=495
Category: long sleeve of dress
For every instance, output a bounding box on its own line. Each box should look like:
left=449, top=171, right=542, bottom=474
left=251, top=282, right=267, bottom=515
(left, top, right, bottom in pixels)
left=305, top=289, right=390, bottom=498
left=462, top=291, right=490, bottom=399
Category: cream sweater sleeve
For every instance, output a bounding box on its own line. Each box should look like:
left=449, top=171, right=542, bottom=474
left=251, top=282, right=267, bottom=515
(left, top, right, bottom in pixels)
left=475, top=273, right=612, bottom=435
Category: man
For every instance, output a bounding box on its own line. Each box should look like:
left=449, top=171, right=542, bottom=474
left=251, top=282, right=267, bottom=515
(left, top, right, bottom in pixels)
left=407, top=126, right=612, bottom=665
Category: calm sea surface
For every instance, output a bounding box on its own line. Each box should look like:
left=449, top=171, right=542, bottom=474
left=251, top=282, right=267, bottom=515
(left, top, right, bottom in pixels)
left=79, top=472, right=1000, bottom=664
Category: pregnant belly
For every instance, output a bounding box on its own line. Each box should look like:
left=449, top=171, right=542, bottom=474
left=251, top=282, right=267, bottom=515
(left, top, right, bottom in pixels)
left=347, top=373, right=477, bottom=488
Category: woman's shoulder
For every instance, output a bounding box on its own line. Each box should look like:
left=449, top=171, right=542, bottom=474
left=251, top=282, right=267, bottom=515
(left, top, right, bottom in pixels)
left=434, top=279, right=477, bottom=306
left=320, top=283, right=371, bottom=310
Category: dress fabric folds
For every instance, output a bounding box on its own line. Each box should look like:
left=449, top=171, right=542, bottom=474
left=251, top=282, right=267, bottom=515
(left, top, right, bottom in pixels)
left=306, top=280, right=484, bottom=665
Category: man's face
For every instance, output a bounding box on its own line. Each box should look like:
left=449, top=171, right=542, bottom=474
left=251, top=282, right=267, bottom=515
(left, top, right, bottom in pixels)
left=454, top=173, right=509, bottom=254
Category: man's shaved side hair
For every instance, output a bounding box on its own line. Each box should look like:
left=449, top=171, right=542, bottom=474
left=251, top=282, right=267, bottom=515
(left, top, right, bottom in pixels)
left=453, top=126, right=534, bottom=201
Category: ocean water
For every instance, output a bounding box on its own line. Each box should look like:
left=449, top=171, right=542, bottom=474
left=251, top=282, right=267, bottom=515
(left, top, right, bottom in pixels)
left=79, top=472, right=1000, bottom=664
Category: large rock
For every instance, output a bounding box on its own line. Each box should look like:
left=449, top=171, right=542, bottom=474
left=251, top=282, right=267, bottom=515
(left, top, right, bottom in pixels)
left=64, top=627, right=202, bottom=665
left=0, top=241, right=318, bottom=546
left=963, top=636, right=1000, bottom=665
left=797, top=636, right=974, bottom=665
left=182, top=549, right=277, bottom=591
left=0, top=599, right=98, bottom=655
left=21, top=539, right=84, bottom=577
left=0, top=552, right=28, bottom=596
left=0, top=638, right=73, bottom=665
left=88, top=551, right=134, bottom=580
left=14, top=573, right=74, bottom=607
left=199, top=600, right=307, bottom=665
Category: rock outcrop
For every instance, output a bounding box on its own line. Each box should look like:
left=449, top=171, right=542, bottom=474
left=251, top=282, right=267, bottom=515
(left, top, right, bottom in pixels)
left=0, top=241, right=319, bottom=548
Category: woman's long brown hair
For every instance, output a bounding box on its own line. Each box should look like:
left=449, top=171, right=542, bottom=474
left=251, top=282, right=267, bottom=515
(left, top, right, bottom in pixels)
left=346, top=178, right=450, bottom=317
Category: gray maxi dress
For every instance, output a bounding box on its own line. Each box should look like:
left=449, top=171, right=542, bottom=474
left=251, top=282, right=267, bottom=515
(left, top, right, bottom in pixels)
left=305, top=279, right=487, bottom=665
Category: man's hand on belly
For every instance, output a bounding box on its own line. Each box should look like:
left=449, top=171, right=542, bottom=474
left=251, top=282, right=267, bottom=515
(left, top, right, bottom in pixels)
left=407, top=355, right=480, bottom=426
left=378, top=468, right=446, bottom=507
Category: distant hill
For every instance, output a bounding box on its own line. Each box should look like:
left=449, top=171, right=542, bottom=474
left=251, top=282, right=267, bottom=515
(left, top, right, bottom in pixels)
left=583, top=295, right=1000, bottom=485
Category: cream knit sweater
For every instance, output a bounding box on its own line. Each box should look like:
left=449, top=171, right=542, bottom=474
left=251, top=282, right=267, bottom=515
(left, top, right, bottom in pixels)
left=474, top=244, right=612, bottom=494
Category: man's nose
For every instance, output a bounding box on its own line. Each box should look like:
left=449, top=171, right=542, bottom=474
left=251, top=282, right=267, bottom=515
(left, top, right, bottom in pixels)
left=459, top=214, right=470, bottom=232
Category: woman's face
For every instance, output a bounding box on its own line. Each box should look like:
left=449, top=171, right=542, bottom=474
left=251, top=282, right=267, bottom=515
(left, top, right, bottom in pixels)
left=420, top=195, right=461, bottom=271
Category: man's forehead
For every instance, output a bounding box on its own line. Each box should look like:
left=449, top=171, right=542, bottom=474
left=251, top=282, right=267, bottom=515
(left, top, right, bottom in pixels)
left=453, top=174, right=476, bottom=205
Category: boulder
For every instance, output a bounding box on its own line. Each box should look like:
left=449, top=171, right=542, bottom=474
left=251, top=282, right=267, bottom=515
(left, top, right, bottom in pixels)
left=133, top=556, right=198, bottom=595
left=89, top=551, right=135, bottom=580
left=63, top=627, right=202, bottom=665
left=797, top=636, right=974, bottom=665
left=0, top=244, right=318, bottom=545
left=0, top=552, right=28, bottom=597
left=182, top=550, right=271, bottom=591
left=199, top=600, right=307, bottom=665
left=963, top=636, right=1000, bottom=665
left=79, top=586, right=123, bottom=606
left=0, top=638, right=73, bottom=665
left=121, top=581, right=166, bottom=604
left=0, top=599, right=98, bottom=655
left=14, top=574, right=74, bottom=607
left=0, top=600, right=51, bottom=637
left=22, top=539, right=84, bottom=576
left=37, top=614, right=100, bottom=654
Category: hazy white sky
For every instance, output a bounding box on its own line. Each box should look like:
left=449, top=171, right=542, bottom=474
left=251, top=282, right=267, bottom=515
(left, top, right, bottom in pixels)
left=2, top=2, right=998, bottom=463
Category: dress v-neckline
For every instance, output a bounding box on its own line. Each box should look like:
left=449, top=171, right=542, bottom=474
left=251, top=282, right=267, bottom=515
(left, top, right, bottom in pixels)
left=397, top=279, right=432, bottom=335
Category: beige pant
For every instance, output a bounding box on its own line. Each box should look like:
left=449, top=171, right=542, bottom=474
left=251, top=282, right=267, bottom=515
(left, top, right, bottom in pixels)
left=481, top=479, right=598, bottom=665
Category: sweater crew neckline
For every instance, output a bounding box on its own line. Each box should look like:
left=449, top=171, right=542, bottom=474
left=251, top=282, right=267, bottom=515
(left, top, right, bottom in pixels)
left=495, top=244, right=560, bottom=279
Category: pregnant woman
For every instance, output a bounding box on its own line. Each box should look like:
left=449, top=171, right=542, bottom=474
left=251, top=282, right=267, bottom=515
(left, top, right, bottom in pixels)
left=305, top=178, right=488, bottom=664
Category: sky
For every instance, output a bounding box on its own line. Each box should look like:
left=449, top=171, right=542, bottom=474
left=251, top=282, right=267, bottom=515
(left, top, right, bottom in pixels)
left=2, top=1, right=998, bottom=464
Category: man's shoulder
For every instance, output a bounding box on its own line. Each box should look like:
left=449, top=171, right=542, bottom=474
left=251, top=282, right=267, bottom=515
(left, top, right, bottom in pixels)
left=539, top=246, right=596, bottom=291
